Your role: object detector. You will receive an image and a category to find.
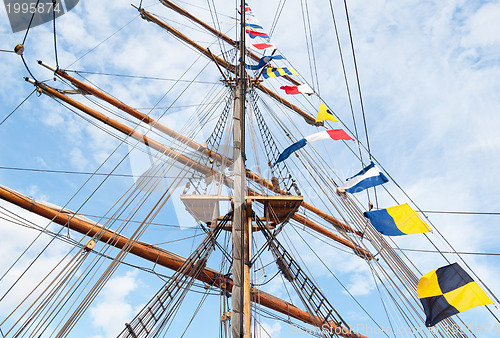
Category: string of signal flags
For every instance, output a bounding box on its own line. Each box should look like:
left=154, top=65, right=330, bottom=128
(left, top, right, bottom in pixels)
left=242, top=1, right=495, bottom=327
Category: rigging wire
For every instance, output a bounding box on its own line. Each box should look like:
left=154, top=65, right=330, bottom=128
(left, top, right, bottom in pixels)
left=289, top=224, right=391, bottom=338
left=21, top=0, right=40, bottom=45
left=268, top=0, right=286, bottom=37
left=65, top=15, right=140, bottom=69
left=66, top=70, right=219, bottom=84
left=206, top=0, right=228, bottom=61
left=395, top=248, right=500, bottom=257
left=326, top=0, right=363, bottom=162
left=170, top=0, right=234, bottom=20
left=52, top=0, right=59, bottom=69
left=418, top=210, right=500, bottom=216
left=341, top=0, right=372, bottom=159
left=299, top=0, right=320, bottom=94
left=179, top=288, right=211, bottom=337
left=367, top=262, right=397, bottom=338
left=0, top=165, right=184, bottom=179
left=20, top=54, right=37, bottom=81
left=0, top=89, right=36, bottom=127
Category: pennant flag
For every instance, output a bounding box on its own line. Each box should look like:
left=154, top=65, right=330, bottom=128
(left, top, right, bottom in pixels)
left=243, top=3, right=253, bottom=12
left=417, top=263, right=493, bottom=327
left=245, top=23, right=264, bottom=30
left=280, top=84, right=314, bottom=95
left=246, top=29, right=270, bottom=39
left=363, top=203, right=431, bottom=236
left=316, top=103, right=338, bottom=122
left=262, top=67, right=298, bottom=79
left=241, top=4, right=259, bottom=24
left=250, top=43, right=276, bottom=50
left=343, top=161, right=388, bottom=193
left=274, top=129, right=352, bottom=166
left=245, top=55, right=284, bottom=70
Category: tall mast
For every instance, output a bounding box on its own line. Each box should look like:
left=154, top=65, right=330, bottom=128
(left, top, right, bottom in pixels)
left=231, top=0, right=250, bottom=337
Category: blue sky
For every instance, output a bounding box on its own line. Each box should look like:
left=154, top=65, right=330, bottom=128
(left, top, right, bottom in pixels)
left=1, top=0, right=500, bottom=337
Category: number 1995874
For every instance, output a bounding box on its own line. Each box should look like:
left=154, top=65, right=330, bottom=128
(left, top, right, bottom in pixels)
left=5, top=1, right=61, bottom=14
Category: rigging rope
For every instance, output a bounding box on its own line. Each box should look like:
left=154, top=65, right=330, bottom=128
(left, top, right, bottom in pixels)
left=0, top=89, right=36, bottom=127
left=300, top=0, right=320, bottom=94
left=290, top=224, right=390, bottom=337
left=65, top=15, right=139, bottom=69
left=341, top=0, right=372, bottom=160
left=52, top=0, right=59, bottom=69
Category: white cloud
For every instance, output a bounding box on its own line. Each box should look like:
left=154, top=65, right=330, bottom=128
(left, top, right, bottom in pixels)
left=346, top=273, right=375, bottom=297
left=89, top=270, right=140, bottom=338
left=462, top=3, right=500, bottom=47
left=22, top=184, right=49, bottom=201
left=255, top=321, right=282, bottom=338
left=69, top=147, right=89, bottom=170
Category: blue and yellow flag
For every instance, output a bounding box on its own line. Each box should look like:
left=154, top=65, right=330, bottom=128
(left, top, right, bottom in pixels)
left=262, top=67, right=298, bottom=79
left=363, top=203, right=431, bottom=236
left=417, top=263, right=493, bottom=326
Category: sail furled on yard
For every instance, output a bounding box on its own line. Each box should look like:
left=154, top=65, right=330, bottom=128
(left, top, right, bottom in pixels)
left=363, top=203, right=431, bottom=236
left=274, top=129, right=353, bottom=166
left=417, top=263, right=493, bottom=327
left=343, top=161, right=388, bottom=193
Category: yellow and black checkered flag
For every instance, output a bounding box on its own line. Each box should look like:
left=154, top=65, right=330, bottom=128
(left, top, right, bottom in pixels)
left=417, top=263, right=493, bottom=326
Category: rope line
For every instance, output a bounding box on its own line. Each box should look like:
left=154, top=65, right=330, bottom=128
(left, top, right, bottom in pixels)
left=0, top=90, right=36, bottom=127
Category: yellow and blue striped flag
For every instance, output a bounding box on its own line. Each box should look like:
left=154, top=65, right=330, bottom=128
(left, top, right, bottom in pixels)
left=262, top=67, right=298, bottom=79
left=363, top=203, right=431, bottom=236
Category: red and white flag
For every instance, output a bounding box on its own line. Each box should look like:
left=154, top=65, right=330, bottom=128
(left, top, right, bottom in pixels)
left=280, top=84, right=314, bottom=95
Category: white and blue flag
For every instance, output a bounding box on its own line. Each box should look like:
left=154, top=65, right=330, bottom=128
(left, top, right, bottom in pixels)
left=343, top=162, right=389, bottom=193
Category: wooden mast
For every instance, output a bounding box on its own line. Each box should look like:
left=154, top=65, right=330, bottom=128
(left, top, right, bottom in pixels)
left=231, top=0, right=250, bottom=336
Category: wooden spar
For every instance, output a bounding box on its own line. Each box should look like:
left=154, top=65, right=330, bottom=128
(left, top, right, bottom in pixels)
left=0, top=185, right=368, bottom=338
left=156, top=0, right=302, bottom=87
left=27, top=80, right=372, bottom=259
left=41, top=64, right=363, bottom=238
left=158, top=0, right=237, bottom=48
left=136, top=8, right=319, bottom=126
